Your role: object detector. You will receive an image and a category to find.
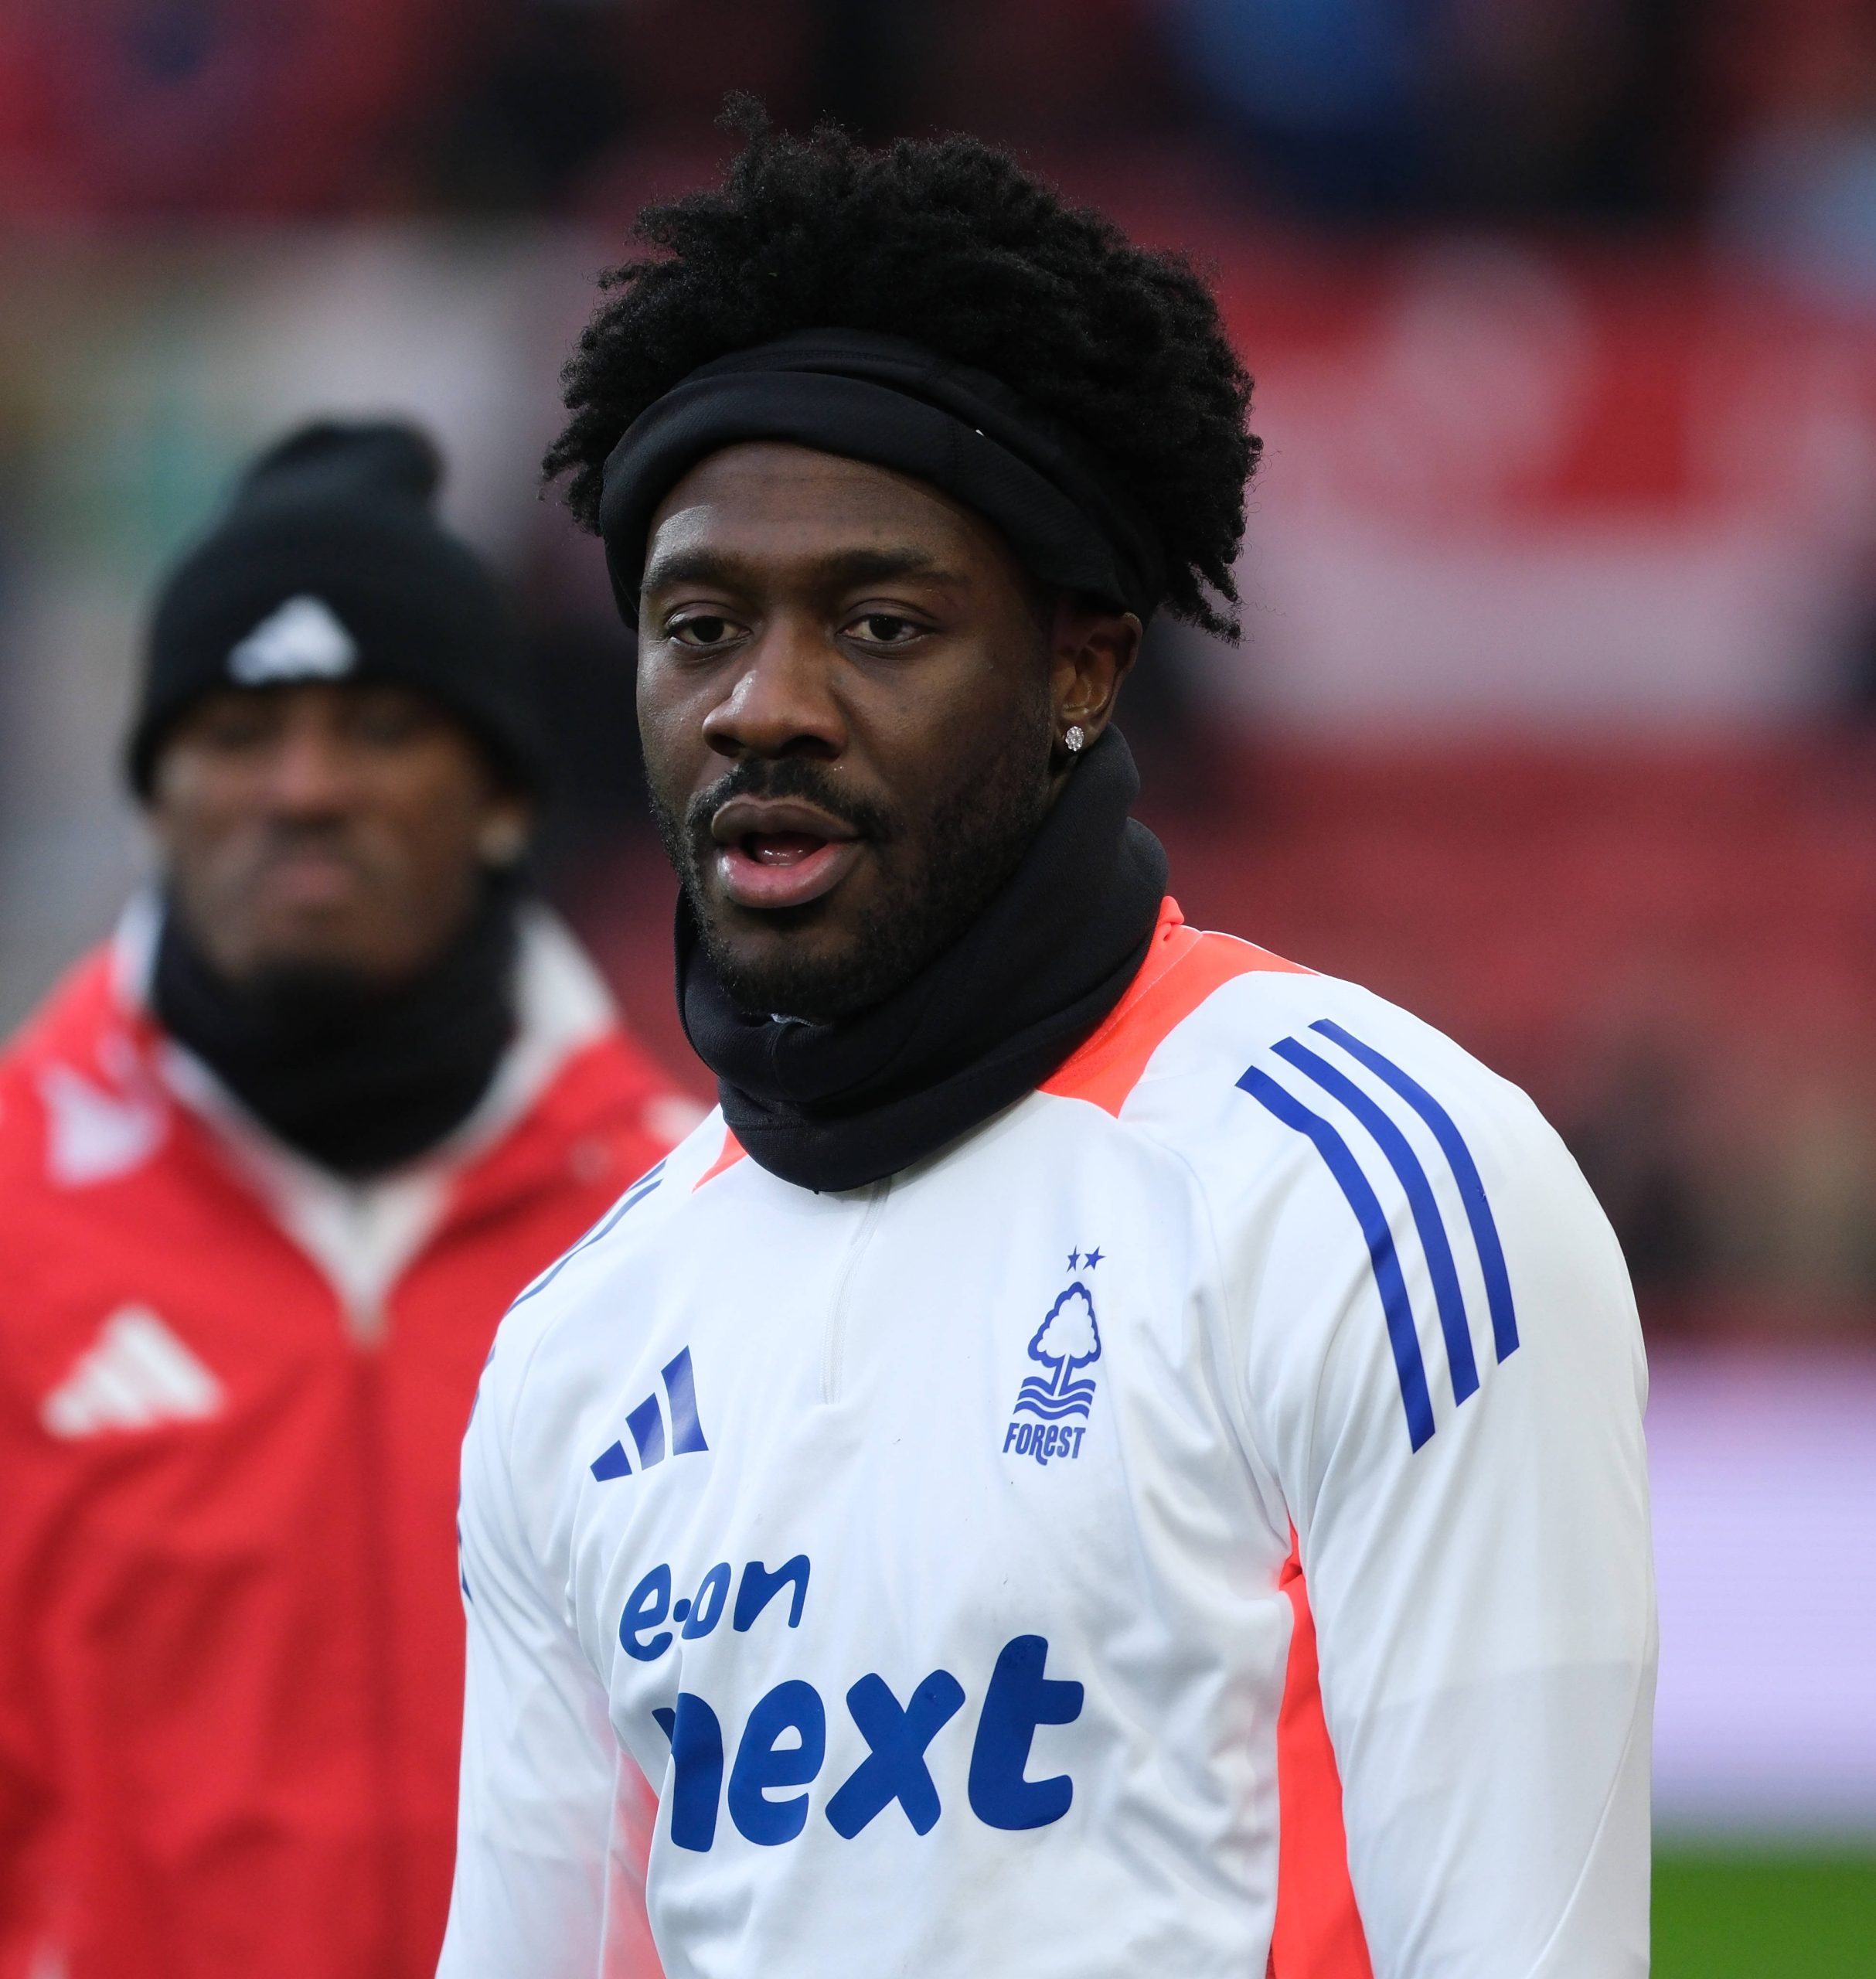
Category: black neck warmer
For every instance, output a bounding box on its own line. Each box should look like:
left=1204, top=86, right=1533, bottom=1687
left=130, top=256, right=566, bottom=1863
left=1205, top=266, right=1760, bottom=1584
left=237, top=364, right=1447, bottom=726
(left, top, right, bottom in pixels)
left=152, top=879, right=519, bottom=1177
left=678, top=731, right=1168, bottom=1193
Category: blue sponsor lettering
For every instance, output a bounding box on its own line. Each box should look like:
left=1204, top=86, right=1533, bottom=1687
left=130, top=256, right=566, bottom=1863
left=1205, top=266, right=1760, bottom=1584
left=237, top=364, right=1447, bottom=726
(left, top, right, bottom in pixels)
left=825, top=1670, right=965, bottom=1838
left=620, top=1562, right=673, bottom=1661
left=728, top=1680, right=826, bottom=1846
left=967, top=1633, right=1084, bottom=1831
left=646, top=1633, right=1081, bottom=1852
left=681, top=1562, right=732, bottom=1639
left=653, top=1692, right=724, bottom=1852
left=1002, top=1420, right=1088, bottom=1466
left=626, top=1555, right=810, bottom=1663
left=733, top=1554, right=811, bottom=1632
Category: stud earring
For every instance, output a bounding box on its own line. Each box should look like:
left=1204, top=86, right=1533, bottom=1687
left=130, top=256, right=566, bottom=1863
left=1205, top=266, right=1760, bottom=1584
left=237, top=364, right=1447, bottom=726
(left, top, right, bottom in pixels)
left=478, top=816, right=529, bottom=868
left=1064, top=724, right=1086, bottom=754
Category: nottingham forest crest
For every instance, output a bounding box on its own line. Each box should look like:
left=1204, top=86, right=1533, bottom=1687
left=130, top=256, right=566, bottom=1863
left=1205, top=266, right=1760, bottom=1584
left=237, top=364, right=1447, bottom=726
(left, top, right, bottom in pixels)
left=1003, top=1246, right=1105, bottom=1467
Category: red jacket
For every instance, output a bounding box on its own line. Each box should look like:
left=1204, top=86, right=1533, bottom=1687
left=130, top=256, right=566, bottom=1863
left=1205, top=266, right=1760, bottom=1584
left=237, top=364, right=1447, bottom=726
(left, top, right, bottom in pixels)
left=0, top=905, right=697, bottom=1979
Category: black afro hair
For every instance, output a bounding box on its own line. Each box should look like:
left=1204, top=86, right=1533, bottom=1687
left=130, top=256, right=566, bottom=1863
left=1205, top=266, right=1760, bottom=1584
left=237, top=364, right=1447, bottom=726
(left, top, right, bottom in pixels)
left=547, top=102, right=1260, bottom=638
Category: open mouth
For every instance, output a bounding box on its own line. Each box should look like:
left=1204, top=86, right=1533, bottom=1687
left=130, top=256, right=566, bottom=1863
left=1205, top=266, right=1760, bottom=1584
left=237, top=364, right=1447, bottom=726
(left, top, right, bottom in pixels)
left=260, top=846, right=368, bottom=910
left=707, top=792, right=871, bottom=912
left=700, top=780, right=877, bottom=915
left=716, top=829, right=864, bottom=911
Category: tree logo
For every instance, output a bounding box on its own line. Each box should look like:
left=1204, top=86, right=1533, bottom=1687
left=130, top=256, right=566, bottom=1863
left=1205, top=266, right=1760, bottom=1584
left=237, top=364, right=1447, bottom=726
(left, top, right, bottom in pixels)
left=1013, top=1274, right=1103, bottom=1424
left=1005, top=1248, right=1107, bottom=1463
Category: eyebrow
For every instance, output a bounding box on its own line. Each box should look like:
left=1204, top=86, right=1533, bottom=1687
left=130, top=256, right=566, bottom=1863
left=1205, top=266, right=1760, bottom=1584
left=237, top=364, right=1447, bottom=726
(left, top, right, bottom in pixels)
left=640, top=543, right=964, bottom=597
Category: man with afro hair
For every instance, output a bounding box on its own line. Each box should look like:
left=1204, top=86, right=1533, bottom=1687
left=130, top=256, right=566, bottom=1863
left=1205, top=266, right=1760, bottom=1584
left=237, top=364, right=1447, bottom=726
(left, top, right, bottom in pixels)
left=443, top=110, right=1653, bottom=1979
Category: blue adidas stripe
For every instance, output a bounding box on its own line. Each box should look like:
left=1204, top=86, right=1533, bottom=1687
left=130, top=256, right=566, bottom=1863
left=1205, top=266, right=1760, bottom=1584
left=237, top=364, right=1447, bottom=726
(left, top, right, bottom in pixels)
left=1309, top=1022, right=1519, bottom=1363
left=1238, top=1066, right=1436, bottom=1452
left=1272, top=1037, right=1480, bottom=1405
left=625, top=1391, right=666, bottom=1469
left=662, top=1346, right=710, bottom=1455
left=508, top=1160, right=668, bottom=1313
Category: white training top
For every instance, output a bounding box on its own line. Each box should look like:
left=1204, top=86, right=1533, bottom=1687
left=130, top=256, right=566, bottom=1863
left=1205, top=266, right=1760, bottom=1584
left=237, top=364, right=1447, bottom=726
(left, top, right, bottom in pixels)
left=439, top=912, right=1655, bottom=1979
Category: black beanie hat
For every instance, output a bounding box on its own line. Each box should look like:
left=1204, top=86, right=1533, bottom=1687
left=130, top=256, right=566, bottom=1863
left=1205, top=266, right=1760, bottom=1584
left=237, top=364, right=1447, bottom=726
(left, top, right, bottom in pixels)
left=127, top=419, right=545, bottom=798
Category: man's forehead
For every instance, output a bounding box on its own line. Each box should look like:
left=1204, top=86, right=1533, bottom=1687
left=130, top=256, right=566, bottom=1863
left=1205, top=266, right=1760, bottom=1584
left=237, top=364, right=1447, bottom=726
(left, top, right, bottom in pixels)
left=162, top=678, right=456, bottom=744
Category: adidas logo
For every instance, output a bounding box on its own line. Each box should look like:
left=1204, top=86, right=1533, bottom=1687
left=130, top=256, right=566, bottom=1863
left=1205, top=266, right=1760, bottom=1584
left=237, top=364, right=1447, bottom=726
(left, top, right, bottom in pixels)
left=41, top=1306, right=225, bottom=1439
left=226, top=594, right=357, bottom=685
left=591, top=1346, right=708, bottom=1480
left=38, top=1060, right=166, bottom=1187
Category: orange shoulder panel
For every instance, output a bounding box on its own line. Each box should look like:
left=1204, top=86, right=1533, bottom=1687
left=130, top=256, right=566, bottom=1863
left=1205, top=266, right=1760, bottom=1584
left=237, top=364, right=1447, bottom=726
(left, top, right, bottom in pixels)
left=1041, top=898, right=1309, bottom=1118
left=692, top=1126, right=746, bottom=1191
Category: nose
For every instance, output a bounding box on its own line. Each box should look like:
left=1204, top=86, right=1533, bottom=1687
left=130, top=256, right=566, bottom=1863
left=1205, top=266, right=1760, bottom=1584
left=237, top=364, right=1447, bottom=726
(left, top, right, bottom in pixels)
left=259, top=717, right=359, bottom=817
left=700, top=617, right=846, bottom=763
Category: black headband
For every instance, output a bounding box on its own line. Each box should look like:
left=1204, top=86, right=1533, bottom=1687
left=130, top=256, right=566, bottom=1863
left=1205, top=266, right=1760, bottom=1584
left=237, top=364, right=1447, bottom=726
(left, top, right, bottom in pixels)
left=597, top=329, right=1166, bottom=625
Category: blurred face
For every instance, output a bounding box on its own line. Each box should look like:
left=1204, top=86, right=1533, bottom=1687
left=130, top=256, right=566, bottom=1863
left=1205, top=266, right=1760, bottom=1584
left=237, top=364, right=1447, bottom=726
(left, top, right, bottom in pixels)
left=638, top=442, right=1137, bottom=1022
left=148, top=682, right=528, bottom=989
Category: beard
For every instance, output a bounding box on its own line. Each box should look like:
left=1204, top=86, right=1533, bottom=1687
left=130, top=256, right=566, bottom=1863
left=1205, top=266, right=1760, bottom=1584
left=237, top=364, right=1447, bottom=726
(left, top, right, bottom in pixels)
left=652, top=698, right=1054, bottom=1024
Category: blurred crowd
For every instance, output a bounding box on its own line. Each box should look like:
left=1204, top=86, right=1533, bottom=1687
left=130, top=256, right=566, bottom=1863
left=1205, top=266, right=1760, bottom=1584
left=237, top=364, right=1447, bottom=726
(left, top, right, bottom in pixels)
left=0, top=0, right=1868, bottom=274
left=2, top=0, right=1875, bottom=1351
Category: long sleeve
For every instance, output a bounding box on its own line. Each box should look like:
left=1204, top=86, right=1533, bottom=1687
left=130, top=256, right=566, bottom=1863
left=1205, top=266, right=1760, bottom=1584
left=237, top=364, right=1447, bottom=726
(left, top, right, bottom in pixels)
left=438, top=1357, right=641, bottom=1979
left=1241, top=1017, right=1656, bottom=1976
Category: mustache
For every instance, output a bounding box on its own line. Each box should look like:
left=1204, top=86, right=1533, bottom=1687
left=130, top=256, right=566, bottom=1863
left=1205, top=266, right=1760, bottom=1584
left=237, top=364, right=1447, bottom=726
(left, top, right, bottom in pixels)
left=684, top=758, right=894, bottom=845
left=242, top=819, right=369, bottom=861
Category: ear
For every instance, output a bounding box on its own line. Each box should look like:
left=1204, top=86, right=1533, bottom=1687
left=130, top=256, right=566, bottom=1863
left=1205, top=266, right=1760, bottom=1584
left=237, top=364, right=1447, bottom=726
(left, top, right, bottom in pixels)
left=141, top=744, right=192, bottom=861
left=1047, top=598, right=1141, bottom=768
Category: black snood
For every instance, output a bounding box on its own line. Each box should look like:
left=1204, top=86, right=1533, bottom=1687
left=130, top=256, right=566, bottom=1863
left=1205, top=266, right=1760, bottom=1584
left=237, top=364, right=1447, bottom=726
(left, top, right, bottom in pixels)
left=152, top=882, right=519, bottom=1177
left=677, top=730, right=1167, bottom=1192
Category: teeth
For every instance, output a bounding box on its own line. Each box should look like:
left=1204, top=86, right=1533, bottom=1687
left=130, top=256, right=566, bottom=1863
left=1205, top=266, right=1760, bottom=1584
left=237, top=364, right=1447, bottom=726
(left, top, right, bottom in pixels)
left=746, top=833, right=826, bottom=866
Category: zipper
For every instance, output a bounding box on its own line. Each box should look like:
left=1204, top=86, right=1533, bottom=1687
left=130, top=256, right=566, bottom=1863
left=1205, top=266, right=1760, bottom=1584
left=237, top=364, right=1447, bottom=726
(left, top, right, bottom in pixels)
left=344, top=1289, right=387, bottom=1351
left=352, top=1334, right=405, bottom=1974
left=822, top=1179, right=892, bottom=1404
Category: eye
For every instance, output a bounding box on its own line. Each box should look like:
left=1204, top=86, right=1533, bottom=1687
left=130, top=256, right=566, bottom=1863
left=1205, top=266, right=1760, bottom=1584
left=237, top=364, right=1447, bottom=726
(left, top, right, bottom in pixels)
left=669, top=613, right=741, bottom=649
left=848, top=612, right=924, bottom=647
left=352, top=705, right=427, bottom=748
left=196, top=703, right=276, bottom=751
